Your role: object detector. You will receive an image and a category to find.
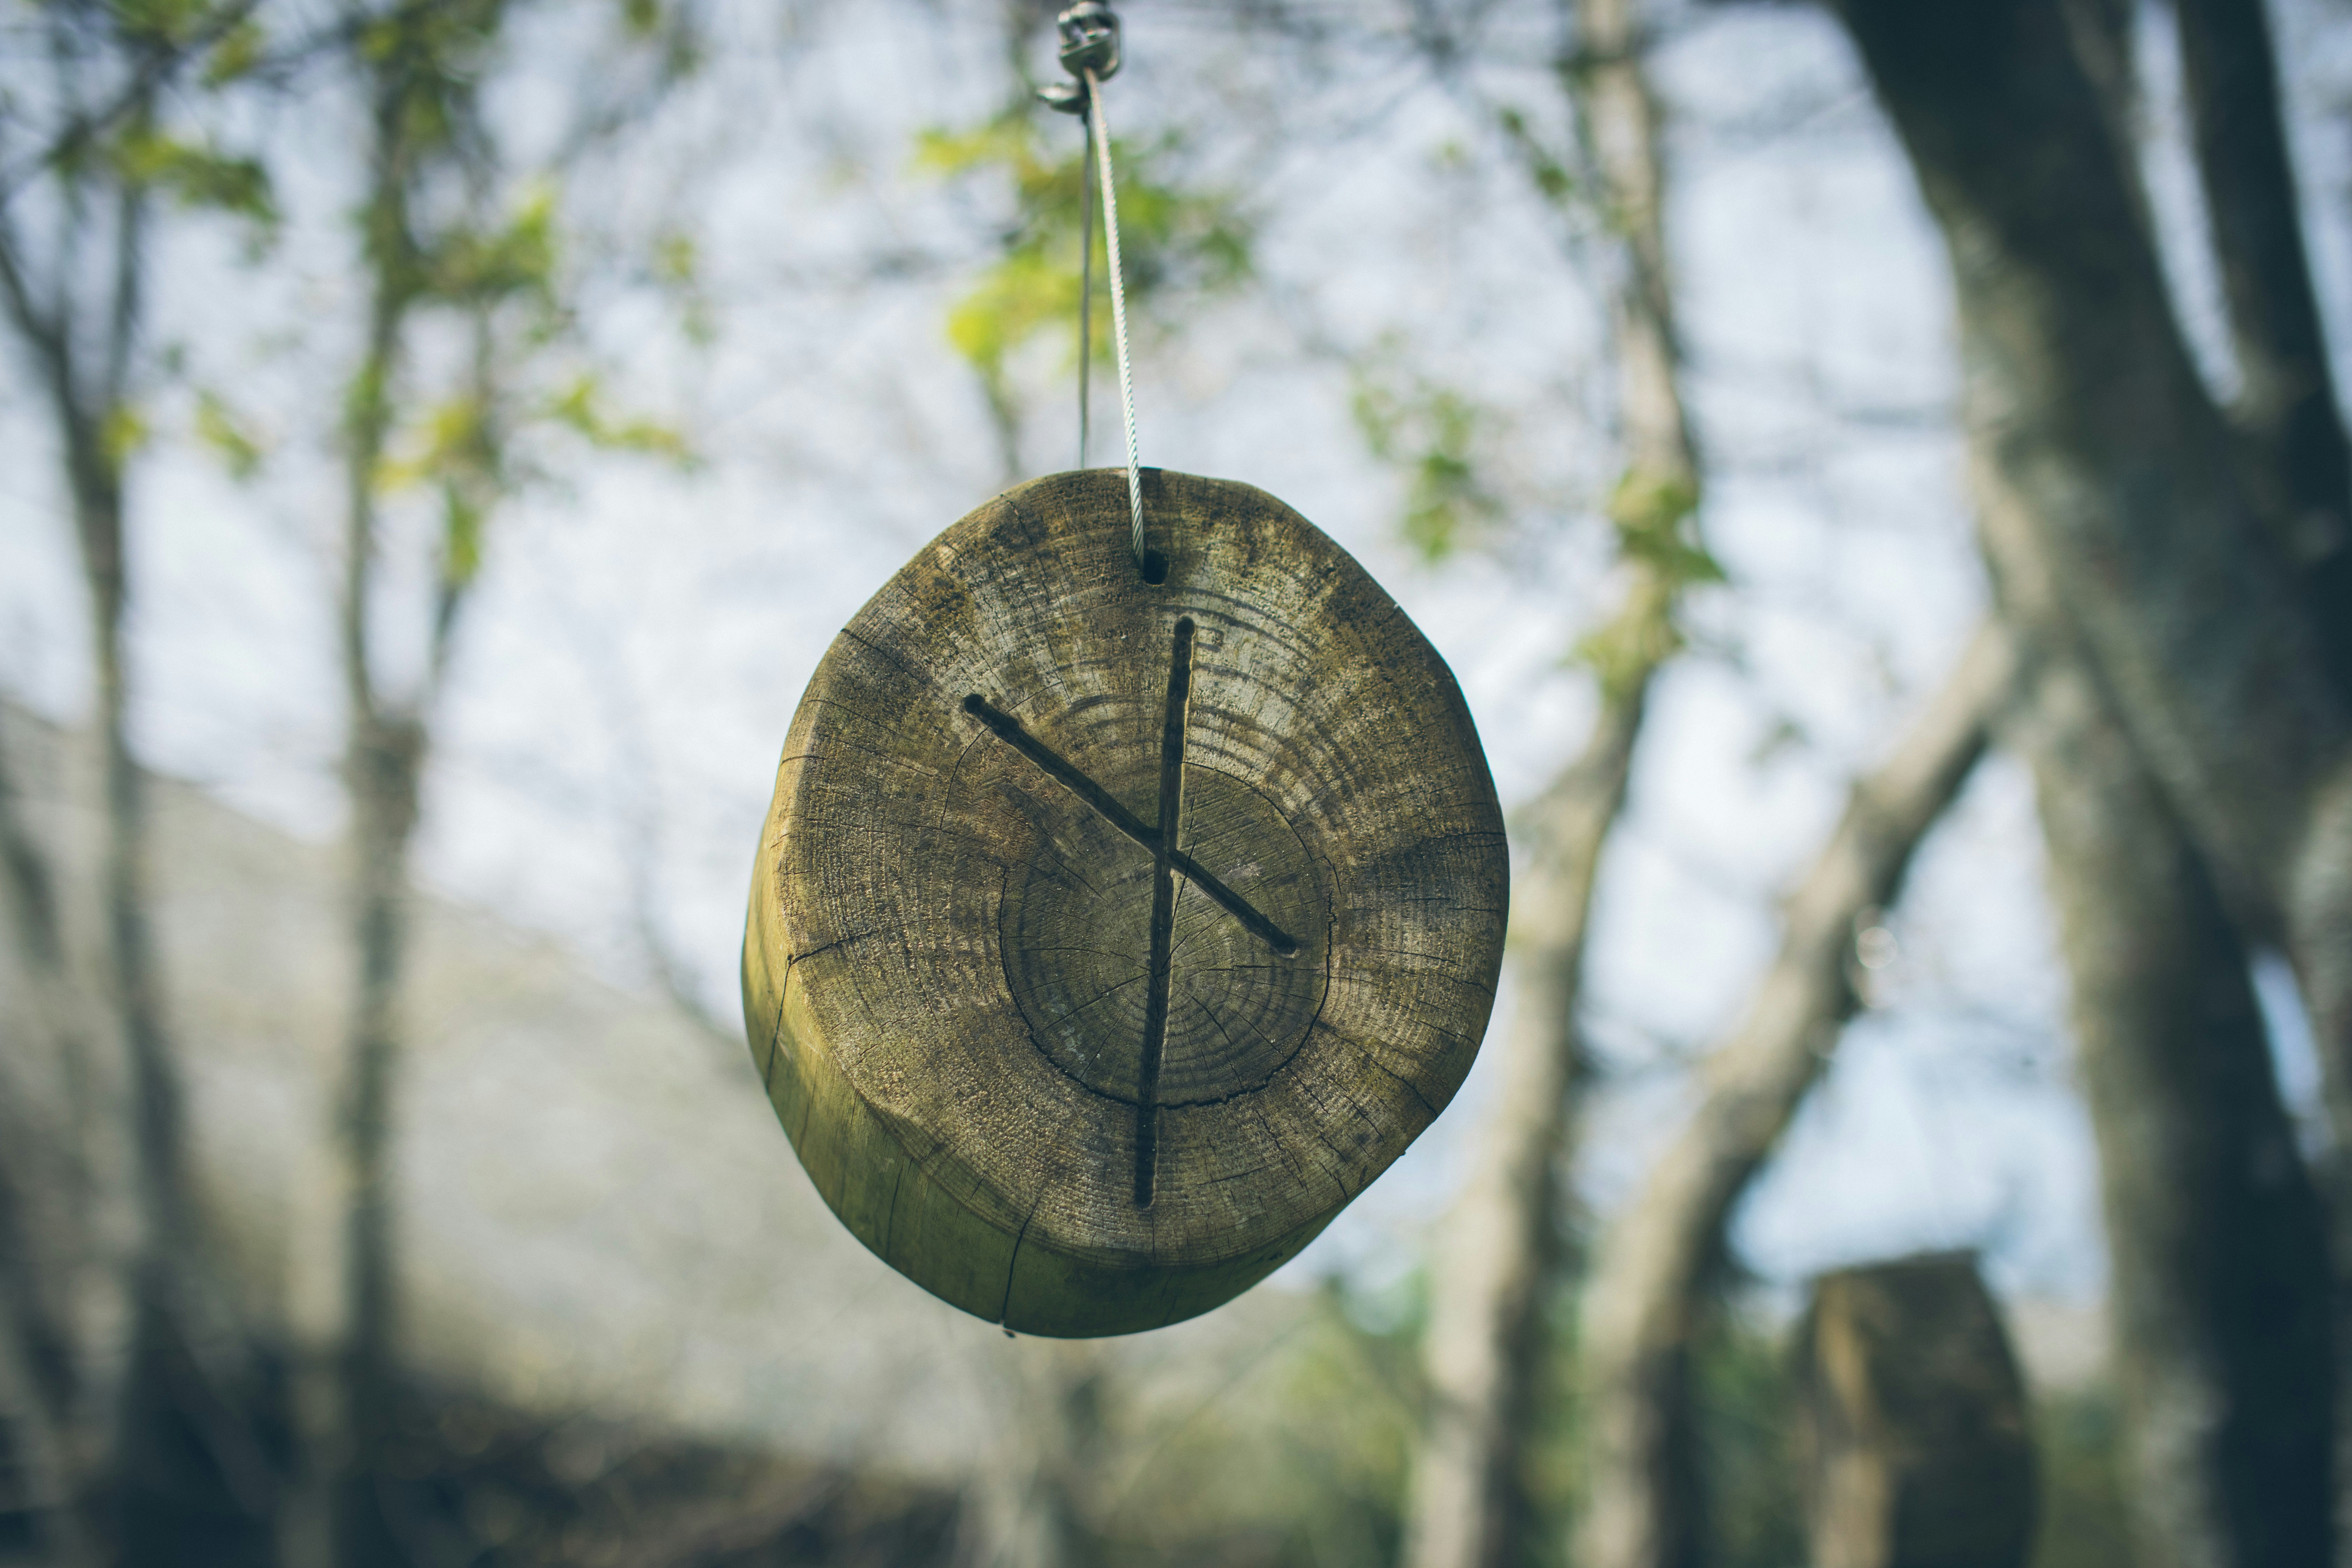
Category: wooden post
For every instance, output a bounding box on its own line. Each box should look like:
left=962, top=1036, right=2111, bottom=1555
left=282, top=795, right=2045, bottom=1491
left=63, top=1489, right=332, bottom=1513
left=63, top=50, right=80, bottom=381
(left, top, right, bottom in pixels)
left=1794, top=1252, right=2037, bottom=1568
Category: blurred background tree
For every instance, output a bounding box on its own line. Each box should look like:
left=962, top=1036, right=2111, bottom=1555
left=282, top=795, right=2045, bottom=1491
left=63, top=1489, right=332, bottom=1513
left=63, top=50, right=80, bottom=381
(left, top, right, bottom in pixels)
left=1, top=4, right=280, bottom=1558
left=287, top=2, right=696, bottom=1560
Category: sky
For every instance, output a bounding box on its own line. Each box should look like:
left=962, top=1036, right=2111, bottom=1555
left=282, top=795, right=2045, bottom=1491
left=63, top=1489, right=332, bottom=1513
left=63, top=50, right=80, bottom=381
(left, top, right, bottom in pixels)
left=2, top=0, right=2344, bottom=1323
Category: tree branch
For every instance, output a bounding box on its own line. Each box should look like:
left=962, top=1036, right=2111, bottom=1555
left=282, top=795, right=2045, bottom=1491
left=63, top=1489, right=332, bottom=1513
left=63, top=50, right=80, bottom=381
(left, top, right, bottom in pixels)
left=102, top=175, right=145, bottom=419
left=0, top=0, right=267, bottom=202
left=1407, top=0, right=1703, bottom=1559
left=0, top=202, right=70, bottom=407
left=1577, top=616, right=2014, bottom=1568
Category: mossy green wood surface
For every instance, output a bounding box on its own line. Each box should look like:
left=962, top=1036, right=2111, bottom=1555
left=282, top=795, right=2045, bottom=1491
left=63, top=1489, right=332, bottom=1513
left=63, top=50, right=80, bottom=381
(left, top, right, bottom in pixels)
left=741, top=469, right=1508, bottom=1337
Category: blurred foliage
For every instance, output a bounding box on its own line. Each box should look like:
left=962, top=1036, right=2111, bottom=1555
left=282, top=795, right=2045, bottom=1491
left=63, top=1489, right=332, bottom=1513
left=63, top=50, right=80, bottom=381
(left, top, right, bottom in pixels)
left=7, top=1, right=282, bottom=501
left=1524, top=1293, right=1803, bottom=1568
left=1351, top=355, right=1508, bottom=562
left=1571, top=578, right=1676, bottom=702
left=1569, top=468, right=1719, bottom=697
left=198, top=13, right=267, bottom=86
left=98, top=401, right=149, bottom=468
left=918, top=111, right=1251, bottom=428
left=194, top=388, right=262, bottom=479
left=335, top=1, right=693, bottom=610
left=111, top=0, right=231, bottom=48
left=1105, top=1274, right=1822, bottom=1568
left=1462, top=1283, right=2132, bottom=1568
left=547, top=373, right=694, bottom=461
left=1083, top=1283, right=1418, bottom=1568
left=1495, top=102, right=1580, bottom=213
left=649, top=227, right=715, bottom=344
left=104, top=121, right=276, bottom=230
left=430, top=186, right=561, bottom=313
left=353, top=0, right=505, bottom=167
left=1606, top=469, right=1717, bottom=589
left=2032, top=1384, right=2135, bottom=1568
left=1691, top=1308, right=1807, bottom=1568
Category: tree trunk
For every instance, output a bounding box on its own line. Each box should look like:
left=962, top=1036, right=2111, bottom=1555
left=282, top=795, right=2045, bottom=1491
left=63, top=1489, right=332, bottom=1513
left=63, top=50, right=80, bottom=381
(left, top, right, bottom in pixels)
left=1848, top=7, right=2348, bottom=1557
left=0, top=714, right=103, bottom=1567
left=1406, top=672, right=1646, bottom=1568
left=1962, top=24, right=2338, bottom=1543
left=335, top=713, right=425, bottom=1568
left=280, top=39, right=434, bottom=1564
left=1403, top=0, right=1696, bottom=1558
left=1794, top=1253, right=2037, bottom=1568
left=1, top=126, right=267, bottom=1561
left=1829, top=0, right=2352, bottom=1255
left=1575, top=621, right=2014, bottom=1568
left=282, top=573, right=429, bottom=1568
left=2174, top=0, right=2352, bottom=688
left=76, top=420, right=277, bottom=1566
left=0, top=1282, right=86, bottom=1567
left=961, top=1339, right=1106, bottom=1568
left=2009, top=632, right=2334, bottom=1568
left=68, top=253, right=278, bottom=1556
left=78, top=464, right=190, bottom=1548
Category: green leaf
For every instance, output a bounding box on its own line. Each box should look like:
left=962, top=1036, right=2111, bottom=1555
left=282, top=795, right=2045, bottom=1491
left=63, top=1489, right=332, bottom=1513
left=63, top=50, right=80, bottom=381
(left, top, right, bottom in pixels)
left=115, top=0, right=215, bottom=48
left=652, top=231, right=697, bottom=286
left=547, top=374, right=694, bottom=463
left=201, top=16, right=268, bottom=86
left=443, top=485, right=484, bottom=589
left=430, top=187, right=559, bottom=306
left=100, top=403, right=149, bottom=469
left=1606, top=469, right=1723, bottom=589
left=1570, top=582, right=1680, bottom=701
left=912, top=121, right=1035, bottom=182
left=1351, top=364, right=1501, bottom=561
left=920, top=113, right=1252, bottom=384
left=1561, top=469, right=1723, bottom=696
left=108, top=127, right=277, bottom=229
left=195, top=390, right=264, bottom=480
left=378, top=395, right=489, bottom=494
left=1496, top=104, right=1578, bottom=211
left=650, top=230, right=713, bottom=343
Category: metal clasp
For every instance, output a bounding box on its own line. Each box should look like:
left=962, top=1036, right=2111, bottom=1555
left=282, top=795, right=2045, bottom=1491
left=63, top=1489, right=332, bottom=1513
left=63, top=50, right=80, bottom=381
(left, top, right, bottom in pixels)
left=1036, top=1, right=1120, bottom=114
left=1058, top=2, right=1120, bottom=80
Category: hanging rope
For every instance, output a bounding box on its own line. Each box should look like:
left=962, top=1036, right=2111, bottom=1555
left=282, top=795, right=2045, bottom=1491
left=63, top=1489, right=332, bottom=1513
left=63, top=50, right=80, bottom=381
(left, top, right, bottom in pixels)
left=1086, top=70, right=1146, bottom=571
left=1076, top=105, right=1095, bottom=471
left=1041, top=2, right=1148, bottom=574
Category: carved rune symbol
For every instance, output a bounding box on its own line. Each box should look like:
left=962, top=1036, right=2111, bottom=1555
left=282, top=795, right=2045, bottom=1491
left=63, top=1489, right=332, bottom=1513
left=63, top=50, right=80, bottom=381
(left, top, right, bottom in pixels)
left=963, top=618, right=1301, bottom=1208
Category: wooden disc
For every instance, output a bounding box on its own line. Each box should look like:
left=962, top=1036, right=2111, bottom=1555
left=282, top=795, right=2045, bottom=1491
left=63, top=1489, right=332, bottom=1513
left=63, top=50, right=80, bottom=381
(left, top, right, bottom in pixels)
left=741, top=469, right=1507, bottom=1337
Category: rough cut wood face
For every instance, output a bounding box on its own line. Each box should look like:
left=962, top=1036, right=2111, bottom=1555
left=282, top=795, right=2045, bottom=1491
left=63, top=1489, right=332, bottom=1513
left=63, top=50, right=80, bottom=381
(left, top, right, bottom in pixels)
left=741, top=469, right=1508, bottom=1337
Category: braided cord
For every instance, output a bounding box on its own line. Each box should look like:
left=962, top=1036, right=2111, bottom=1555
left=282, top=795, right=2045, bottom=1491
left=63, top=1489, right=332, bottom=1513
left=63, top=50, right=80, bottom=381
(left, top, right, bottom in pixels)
left=1084, top=68, right=1146, bottom=570
left=1076, top=104, right=1094, bottom=471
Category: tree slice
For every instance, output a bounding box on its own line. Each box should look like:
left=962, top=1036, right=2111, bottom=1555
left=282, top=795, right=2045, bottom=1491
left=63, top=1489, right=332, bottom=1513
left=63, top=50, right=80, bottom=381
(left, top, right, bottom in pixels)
left=741, top=469, right=1508, bottom=1337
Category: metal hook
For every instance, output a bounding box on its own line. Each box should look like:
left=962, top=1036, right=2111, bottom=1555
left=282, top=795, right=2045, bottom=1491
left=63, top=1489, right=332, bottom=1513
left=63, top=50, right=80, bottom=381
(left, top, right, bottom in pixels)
left=1058, top=2, right=1121, bottom=80
left=1036, top=1, right=1120, bottom=114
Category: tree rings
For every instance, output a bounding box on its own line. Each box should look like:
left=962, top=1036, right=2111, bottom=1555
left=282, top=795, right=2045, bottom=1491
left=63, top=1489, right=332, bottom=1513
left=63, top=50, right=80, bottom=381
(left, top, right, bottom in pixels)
left=741, top=469, right=1508, bottom=1337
